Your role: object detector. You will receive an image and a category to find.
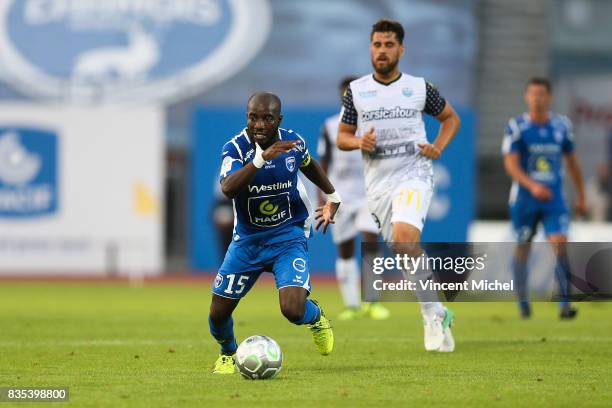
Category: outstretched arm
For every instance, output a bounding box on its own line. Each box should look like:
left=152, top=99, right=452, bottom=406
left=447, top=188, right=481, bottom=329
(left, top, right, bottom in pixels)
left=300, top=158, right=340, bottom=233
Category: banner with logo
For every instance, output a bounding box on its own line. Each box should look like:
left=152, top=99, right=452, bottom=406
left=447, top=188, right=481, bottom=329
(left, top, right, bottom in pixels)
left=0, top=105, right=164, bottom=275
left=0, top=0, right=475, bottom=107
left=555, top=75, right=612, bottom=185
left=0, top=0, right=271, bottom=104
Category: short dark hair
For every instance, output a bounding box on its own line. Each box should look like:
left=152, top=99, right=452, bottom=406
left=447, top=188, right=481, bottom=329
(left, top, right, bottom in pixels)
left=371, top=19, right=404, bottom=44
left=339, top=76, right=358, bottom=90
left=527, top=77, right=552, bottom=93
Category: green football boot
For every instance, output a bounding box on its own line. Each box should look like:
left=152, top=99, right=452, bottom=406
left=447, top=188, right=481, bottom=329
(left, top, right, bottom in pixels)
left=212, top=354, right=236, bottom=374
left=308, top=300, right=334, bottom=355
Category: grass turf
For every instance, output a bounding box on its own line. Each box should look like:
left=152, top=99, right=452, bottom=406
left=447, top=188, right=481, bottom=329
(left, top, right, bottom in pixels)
left=0, top=280, right=611, bottom=407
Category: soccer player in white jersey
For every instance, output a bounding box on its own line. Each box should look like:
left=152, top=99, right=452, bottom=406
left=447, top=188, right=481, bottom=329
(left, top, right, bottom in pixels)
left=318, top=77, right=390, bottom=321
left=337, top=19, right=461, bottom=352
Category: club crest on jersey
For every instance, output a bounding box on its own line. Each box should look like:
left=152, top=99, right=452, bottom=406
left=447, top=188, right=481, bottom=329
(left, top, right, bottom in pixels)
left=285, top=156, right=296, bottom=172
left=402, top=87, right=413, bottom=97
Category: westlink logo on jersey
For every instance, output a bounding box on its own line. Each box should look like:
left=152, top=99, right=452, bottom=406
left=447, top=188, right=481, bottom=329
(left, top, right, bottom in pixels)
left=0, top=127, right=58, bottom=217
left=248, top=193, right=292, bottom=227
left=248, top=181, right=292, bottom=194
left=362, top=106, right=418, bottom=122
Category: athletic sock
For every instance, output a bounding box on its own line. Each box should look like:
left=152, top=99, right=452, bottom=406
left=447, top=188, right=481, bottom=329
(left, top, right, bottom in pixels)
left=420, top=301, right=445, bottom=320
left=208, top=315, right=237, bottom=355
left=336, top=258, right=361, bottom=308
left=555, top=252, right=572, bottom=307
left=404, top=251, right=445, bottom=319
left=512, top=256, right=529, bottom=305
left=292, top=299, right=321, bottom=325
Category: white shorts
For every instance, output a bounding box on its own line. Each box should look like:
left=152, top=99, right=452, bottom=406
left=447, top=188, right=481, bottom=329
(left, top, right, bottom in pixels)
left=368, top=178, right=434, bottom=242
left=331, top=203, right=379, bottom=244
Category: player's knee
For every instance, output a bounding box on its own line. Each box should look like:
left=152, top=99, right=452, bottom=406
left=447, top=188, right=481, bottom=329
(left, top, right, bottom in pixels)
left=209, top=304, right=232, bottom=326
left=392, top=223, right=420, bottom=244
left=280, top=300, right=305, bottom=323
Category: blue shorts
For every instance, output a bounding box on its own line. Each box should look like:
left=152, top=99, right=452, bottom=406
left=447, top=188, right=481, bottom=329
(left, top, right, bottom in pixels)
left=510, top=200, right=569, bottom=242
left=212, top=238, right=311, bottom=299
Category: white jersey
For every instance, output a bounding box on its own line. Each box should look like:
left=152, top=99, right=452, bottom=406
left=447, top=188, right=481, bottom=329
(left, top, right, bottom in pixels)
left=317, top=113, right=368, bottom=206
left=342, top=73, right=445, bottom=198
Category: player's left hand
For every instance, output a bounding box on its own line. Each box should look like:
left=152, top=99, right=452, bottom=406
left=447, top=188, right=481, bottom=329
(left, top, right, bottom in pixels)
left=418, top=143, right=442, bottom=160
left=574, top=197, right=587, bottom=218
left=315, top=201, right=340, bottom=234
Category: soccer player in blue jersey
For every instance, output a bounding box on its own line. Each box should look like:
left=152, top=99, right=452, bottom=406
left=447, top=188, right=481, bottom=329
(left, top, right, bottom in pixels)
left=502, top=77, right=586, bottom=319
left=210, top=92, right=341, bottom=374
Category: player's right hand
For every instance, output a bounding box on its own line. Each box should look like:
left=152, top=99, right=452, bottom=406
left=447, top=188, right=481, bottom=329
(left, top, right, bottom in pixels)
left=529, top=183, right=552, bottom=201
left=261, top=141, right=298, bottom=161
left=359, top=127, right=376, bottom=153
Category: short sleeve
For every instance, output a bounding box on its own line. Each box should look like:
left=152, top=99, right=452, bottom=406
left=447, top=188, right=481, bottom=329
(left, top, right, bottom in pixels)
left=219, top=141, right=243, bottom=181
left=340, top=86, right=358, bottom=125
left=562, top=118, right=575, bottom=154
left=423, top=82, right=447, bottom=117
left=297, top=134, right=312, bottom=168
left=501, top=118, right=521, bottom=155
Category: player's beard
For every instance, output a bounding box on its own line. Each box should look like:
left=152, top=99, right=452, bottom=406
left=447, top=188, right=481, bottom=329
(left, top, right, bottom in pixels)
left=372, top=57, right=399, bottom=76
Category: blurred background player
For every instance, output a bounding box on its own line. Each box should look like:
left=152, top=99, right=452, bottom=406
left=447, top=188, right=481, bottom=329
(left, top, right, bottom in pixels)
left=502, top=77, right=587, bottom=320
left=209, top=92, right=339, bottom=374
left=337, top=19, right=461, bottom=352
left=318, top=76, right=390, bottom=321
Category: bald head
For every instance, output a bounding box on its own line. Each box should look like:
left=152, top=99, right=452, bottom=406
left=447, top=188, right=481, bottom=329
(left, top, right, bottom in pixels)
left=247, top=92, right=282, bottom=116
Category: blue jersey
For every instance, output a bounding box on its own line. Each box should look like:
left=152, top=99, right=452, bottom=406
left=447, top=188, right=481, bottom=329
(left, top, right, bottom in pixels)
left=502, top=113, right=575, bottom=206
left=219, top=128, right=313, bottom=244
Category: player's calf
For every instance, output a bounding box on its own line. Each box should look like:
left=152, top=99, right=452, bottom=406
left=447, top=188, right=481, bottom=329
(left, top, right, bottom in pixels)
left=278, top=286, right=321, bottom=325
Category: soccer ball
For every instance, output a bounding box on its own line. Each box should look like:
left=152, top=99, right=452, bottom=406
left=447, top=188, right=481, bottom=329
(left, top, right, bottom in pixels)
left=235, top=335, right=283, bottom=380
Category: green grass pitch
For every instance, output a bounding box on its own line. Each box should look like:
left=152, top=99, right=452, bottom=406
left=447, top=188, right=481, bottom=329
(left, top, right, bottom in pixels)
left=1, top=280, right=611, bottom=407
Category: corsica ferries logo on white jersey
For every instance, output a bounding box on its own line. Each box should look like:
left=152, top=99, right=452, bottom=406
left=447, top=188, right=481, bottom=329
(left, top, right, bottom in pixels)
left=362, top=106, right=418, bottom=122
left=0, top=127, right=58, bottom=217
left=0, top=0, right=271, bottom=103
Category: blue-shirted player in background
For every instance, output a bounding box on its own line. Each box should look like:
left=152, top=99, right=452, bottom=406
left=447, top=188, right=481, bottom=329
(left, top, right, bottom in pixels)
left=502, top=77, right=586, bottom=320
left=210, top=92, right=341, bottom=374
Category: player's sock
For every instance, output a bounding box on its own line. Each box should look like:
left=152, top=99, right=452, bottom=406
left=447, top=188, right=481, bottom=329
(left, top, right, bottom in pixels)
left=512, top=257, right=529, bottom=305
left=208, top=315, right=237, bottom=355
left=419, top=302, right=445, bottom=320
left=335, top=258, right=361, bottom=309
left=554, top=253, right=572, bottom=307
left=292, top=299, right=321, bottom=325
left=408, top=252, right=444, bottom=319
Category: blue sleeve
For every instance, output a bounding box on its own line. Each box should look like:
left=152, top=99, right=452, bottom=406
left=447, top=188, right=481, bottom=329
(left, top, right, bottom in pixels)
left=219, top=141, right=243, bottom=182
left=501, top=119, right=521, bottom=155
left=562, top=119, right=575, bottom=154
